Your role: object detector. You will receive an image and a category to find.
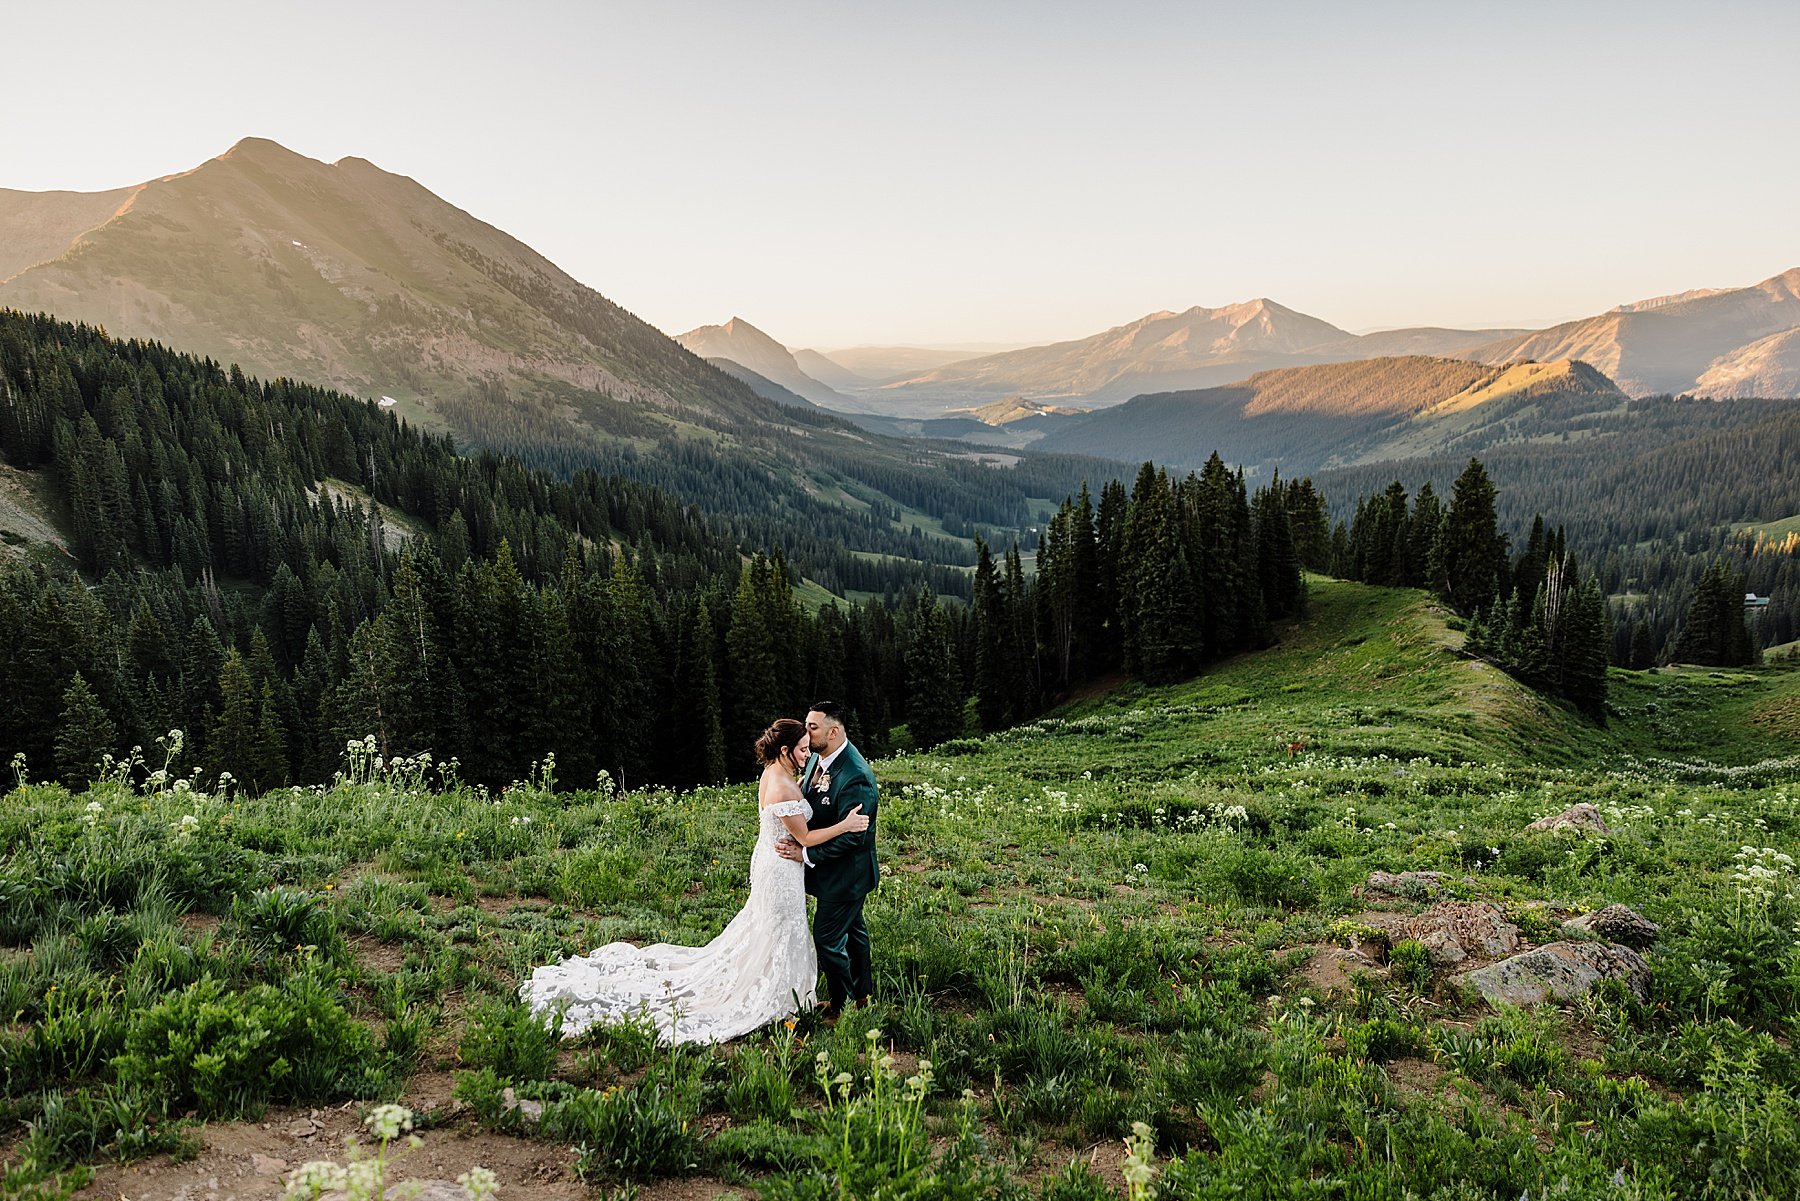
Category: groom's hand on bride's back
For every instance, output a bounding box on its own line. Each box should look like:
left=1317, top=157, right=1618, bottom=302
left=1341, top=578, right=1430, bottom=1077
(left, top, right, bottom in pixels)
left=774, top=838, right=805, bottom=863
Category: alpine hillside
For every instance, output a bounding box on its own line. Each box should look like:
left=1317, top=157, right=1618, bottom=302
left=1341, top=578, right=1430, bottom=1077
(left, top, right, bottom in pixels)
left=1465, top=267, right=1800, bottom=397
left=1034, top=355, right=1628, bottom=475
left=0, top=139, right=1119, bottom=582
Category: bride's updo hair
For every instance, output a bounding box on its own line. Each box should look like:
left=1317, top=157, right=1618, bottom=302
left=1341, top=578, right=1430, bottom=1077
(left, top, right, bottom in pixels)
left=755, top=718, right=806, bottom=766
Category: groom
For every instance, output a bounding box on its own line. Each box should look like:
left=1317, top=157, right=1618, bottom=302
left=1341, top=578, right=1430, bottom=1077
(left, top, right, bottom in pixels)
left=775, top=701, right=879, bottom=1015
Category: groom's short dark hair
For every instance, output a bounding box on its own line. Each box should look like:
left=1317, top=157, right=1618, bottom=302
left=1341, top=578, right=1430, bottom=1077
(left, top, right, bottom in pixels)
left=811, top=701, right=845, bottom=724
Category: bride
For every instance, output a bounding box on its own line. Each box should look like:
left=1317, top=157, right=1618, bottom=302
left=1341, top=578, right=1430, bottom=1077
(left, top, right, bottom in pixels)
left=520, top=718, right=869, bottom=1044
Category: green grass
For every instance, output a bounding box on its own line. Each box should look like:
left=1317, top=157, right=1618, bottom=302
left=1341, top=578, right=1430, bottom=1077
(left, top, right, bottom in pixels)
left=4, top=577, right=1798, bottom=1198
left=791, top=576, right=841, bottom=613
left=1730, top=512, right=1800, bottom=540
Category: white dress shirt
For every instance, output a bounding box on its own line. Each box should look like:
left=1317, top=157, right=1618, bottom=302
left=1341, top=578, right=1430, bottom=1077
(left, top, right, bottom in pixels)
left=801, top=741, right=848, bottom=869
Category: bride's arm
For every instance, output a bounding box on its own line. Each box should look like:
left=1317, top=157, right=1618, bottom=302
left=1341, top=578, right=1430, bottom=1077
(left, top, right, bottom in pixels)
left=778, top=804, right=869, bottom=847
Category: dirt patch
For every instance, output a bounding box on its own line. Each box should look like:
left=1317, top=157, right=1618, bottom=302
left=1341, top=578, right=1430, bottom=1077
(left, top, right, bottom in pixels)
left=1384, top=1056, right=1454, bottom=1101
left=349, top=935, right=407, bottom=974
left=1292, top=944, right=1388, bottom=994
left=630, top=1178, right=749, bottom=1200
left=77, top=1105, right=586, bottom=1201
left=402, top=1070, right=462, bottom=1114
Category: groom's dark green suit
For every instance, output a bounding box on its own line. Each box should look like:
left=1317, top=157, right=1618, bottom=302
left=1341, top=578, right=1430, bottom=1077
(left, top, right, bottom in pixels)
left=800, top=742, right=879, bottom=1009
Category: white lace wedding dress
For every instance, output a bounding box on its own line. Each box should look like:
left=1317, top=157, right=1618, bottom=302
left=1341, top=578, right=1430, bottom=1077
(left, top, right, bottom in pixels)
left=520, top=799, right=818, bottom=1045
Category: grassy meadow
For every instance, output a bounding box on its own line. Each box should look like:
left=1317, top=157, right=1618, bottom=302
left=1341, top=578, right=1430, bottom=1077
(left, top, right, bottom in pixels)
left=4, top=578, right=1799, bottom=1200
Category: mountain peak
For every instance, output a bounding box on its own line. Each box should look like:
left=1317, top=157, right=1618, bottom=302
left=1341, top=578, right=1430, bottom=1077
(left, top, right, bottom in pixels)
left=676, top=318, right=847, bottom=409
left=219, top=136, right=305, bottom=163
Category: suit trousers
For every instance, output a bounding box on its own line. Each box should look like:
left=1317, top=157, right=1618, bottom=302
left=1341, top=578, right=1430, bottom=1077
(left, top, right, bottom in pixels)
left=812, top=894, right=873, bottom=1009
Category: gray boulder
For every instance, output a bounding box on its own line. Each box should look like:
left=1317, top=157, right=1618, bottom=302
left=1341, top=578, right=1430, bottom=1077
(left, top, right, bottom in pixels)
left=1524, top=804, right=1611, bottom=835
left=1457, top=941, right=1650, bottom=1006
left=1563, top=904, right=1659, bottom=949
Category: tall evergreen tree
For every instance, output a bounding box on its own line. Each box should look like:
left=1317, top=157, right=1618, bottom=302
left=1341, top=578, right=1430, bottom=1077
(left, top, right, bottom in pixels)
left=904, top=590, right=963, bottom=750
left=1121, top=465, right=1199, bottom=682
left=1672, top=560, right=1757, bottom=666
left=1254, top=473, right=1302, bottom=621
left=971, top=538, right=1009, bottom=731
left=725, top=556, right=783, bottom=777
left=55, top=671, right=117, bottom=788
left=1434, top=458, right=1508, bottom=618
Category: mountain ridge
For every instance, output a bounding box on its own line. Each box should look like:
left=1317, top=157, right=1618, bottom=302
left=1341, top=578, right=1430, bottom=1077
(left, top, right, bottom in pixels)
left=674, top=317, right=854, bottom=410
left=1034, top=354, right=1627, bottom=474
left=0, top=137, right=779, bottom=430
left=1466, top=268, right=1800, bottom=397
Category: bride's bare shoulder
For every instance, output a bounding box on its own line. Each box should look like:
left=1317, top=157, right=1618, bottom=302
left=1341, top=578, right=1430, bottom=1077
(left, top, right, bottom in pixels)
left=757, top=770, right=804, bottom=810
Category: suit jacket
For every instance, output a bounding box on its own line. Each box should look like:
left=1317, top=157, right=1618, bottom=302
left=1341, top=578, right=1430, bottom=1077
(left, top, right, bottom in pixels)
left=800, top=742, right=880, bottom=903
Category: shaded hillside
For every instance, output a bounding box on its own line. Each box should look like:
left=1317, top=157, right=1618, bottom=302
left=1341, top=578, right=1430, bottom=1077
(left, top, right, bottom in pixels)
left=0, top=186, right=138, bottom=281
left=1693, top=327, right=1800, bottom=398
left=1035, top=356, right=1624, bottom=474
left=792, top=347, right=871, bottom=389
left=1467, top=267, right=1800, bottom=396
left=1312, top=397, right=1800, bottom=559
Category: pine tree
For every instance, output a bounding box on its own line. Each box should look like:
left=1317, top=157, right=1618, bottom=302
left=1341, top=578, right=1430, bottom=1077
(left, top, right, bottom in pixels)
left=725, top=557, right=782, bottom=778
left=671, top=597, right=728, bottom=786
left=55, top=671, right=117, bottom=788
left=1407, top=483, right=1442, bottom=589
left=250, top=681, right=290, bottom=791
left=1562, top=576, right=1612, bottom=717
left=179, top=616, right=227, bottom=761
left=971, top=538, right=1009, bottom=730
left=1003, top=544, right=1038, bottom=712
left=1121, top=465, right=1199, bottom=682
left=1068, top=484, right=1102, bottom=681
left=1254, top=475, right=1301, bottom=621
left=904, top=590, right=963, bottom=750
left=1435, top=458, right=1508, bottom=618
left=1094, top=478, right=1129, bottom=670
left=209, top=649, right=261, bottom=791
left=1283, top=477, right=1333, bottom=572
left=1672, top=560, right=1757, bottom=666
left=1628, top=620, right=1656, bottom=669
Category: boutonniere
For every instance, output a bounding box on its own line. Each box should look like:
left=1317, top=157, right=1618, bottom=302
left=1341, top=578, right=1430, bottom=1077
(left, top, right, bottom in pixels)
left=815, top=768, right=832, bottom=794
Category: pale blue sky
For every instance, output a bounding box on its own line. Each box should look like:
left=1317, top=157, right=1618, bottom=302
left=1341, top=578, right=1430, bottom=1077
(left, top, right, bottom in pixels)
left=5, top=0, right=1797, bottom=347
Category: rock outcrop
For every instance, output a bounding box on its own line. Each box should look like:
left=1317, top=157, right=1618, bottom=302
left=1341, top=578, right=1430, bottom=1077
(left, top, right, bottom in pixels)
left=1563, top=904, right=1659, bottom=948
left=1524, top=804, right=1611, bottom=835
left=1457, top=941, right=1651, bottom=1006
left=1366, top=902, right=1522, bottom=966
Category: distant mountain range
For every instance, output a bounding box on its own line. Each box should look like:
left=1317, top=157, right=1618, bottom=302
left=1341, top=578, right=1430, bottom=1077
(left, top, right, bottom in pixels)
left=869, top=300, right=1531, bottom=408
left=689, top=272, right=1800, bottom=424
left=1034, top=356, right=1630, bottom=475
left=1461, top=268, right=1800, bottom=398
left=7, top=136, right=1798, bottom=524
